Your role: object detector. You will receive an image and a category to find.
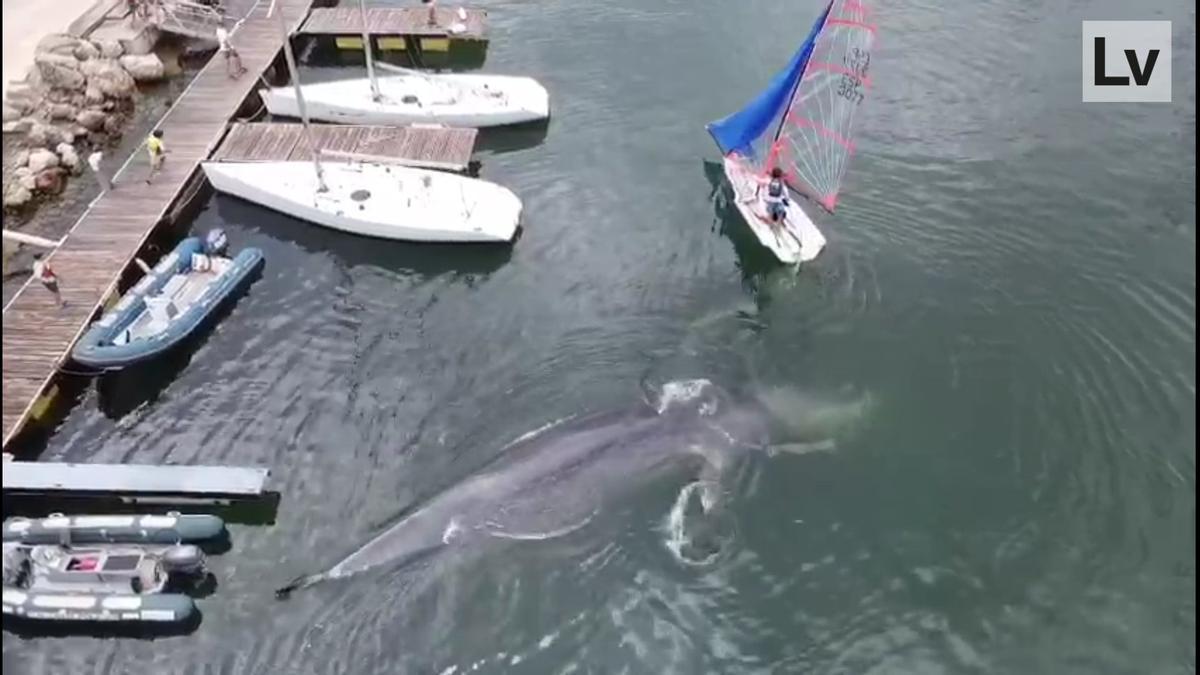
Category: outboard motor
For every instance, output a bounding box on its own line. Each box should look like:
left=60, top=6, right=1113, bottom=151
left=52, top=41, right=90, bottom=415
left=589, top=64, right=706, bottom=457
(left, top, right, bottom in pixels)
left=161, top=544, right=206, bottom=577
left=204, top=228, right=229, bottom=256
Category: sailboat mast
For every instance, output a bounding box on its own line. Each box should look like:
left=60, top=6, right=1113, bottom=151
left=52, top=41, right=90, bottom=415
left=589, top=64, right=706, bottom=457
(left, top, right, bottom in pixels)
left=358, top=0, right=381, bottom=101
left=269, top=0, right=327, bottom=192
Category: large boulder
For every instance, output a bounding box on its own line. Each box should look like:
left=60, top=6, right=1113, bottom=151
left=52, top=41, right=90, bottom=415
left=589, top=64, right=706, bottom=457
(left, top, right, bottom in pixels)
left=34, top=53, right=86, bottom=91
left=2, top=117, right=36, bottom=134
left=26, top=122, right=53, bottom=146
left=102, top=115, right=123, bottom=136
left=56, top=142, right=80, bottom=171
left=3, top=185, right=33, bottom=209
left=18, top=170, right=38, bottom=191
left=2, top=104, right=20, bottom=123
left=34, top=168, right=66, bottom=194
left=119, top=54, right=165, bottom=82
left=14, top=149, right=31, bottom=168
left=75, top=108, right=107, bottom=132
left=6, top=82, right=37, bottom=102
left=73, top=41, right=100, bottom=62
left=27, top=122, right=74, bottom=147
left=35, top=34, right=85, bottom=58
left=95, top=39, right=124, bottom=59
left=6, top=85, right=40, bottom=116
left=27, top=148, right=60, bottom=173
left=49, top=103, right=76, bottom=121
left=81, top=59, right=135, bottom=99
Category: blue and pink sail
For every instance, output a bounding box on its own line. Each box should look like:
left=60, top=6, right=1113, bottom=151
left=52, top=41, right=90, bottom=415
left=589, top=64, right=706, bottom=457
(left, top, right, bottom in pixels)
left=707, top=0, right=877, bottom=213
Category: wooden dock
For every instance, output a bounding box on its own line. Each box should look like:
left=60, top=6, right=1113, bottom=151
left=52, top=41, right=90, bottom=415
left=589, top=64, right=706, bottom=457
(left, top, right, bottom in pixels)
left=298, top=6, right=487, bottom=41
left=211, top=122, right=478, bottom=172
left=3, top=461, right=270, bottom=499
left=1, top=0, right=315, bottom=449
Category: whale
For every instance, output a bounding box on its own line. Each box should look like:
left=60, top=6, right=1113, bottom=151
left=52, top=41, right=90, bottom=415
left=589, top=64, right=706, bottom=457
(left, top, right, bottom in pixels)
left=276, top=379, right=865, bottom=597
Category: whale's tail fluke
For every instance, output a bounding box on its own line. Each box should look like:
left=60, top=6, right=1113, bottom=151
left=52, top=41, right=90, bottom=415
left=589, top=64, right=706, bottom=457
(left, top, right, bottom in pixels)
left=275, top=573, right=326, bottom=600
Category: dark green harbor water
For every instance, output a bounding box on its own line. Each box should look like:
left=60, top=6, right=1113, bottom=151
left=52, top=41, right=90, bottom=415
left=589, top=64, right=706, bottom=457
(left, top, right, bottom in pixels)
left=3, top=0, right=1195, bottom=672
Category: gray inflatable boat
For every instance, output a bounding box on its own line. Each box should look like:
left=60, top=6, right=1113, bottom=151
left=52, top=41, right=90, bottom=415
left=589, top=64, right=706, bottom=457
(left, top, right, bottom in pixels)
left=3, top=513, right=225, bottom=546
left=2, top=542, right=205, bottom=624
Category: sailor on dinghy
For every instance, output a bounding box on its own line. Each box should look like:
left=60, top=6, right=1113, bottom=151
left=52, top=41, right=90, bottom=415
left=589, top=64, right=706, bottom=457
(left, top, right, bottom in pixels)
left=706, top=0, right=877, bottom=264
left=757, top=166, right=790, bottom=228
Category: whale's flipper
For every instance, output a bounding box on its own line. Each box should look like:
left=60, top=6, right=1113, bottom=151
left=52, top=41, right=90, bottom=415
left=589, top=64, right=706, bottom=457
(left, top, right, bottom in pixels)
left=688, top=443, right=732, bottom=515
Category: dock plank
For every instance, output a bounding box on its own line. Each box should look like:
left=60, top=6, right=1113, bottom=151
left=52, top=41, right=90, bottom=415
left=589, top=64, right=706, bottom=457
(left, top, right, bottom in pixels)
left=299, top=6, right=487, bottom=40
left=213, top=123, right=478, bottom=172
left=3, top=461, right=271, bottom=496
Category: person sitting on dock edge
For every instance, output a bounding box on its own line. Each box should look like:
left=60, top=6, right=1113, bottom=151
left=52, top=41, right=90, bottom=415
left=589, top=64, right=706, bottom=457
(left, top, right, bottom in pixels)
left=145, top=129, right=167, bottom=184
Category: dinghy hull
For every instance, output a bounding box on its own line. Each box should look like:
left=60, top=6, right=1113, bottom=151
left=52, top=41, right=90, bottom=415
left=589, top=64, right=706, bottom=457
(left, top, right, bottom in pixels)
left=723, top=156, right=826, bottom=264
left=4, top=514, right=226, bottom=546
left=201, top=160, right=522, bottom=243
left=72, top=238, right=264, bottom=370
left=2, top=587, right=197, bottom=625
left=261, top=74, right=550, bottom=128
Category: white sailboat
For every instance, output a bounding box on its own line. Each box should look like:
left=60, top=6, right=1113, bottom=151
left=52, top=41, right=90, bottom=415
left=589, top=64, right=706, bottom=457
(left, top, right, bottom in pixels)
left=260, top=2, right=549, bottom=128
left=707, top=0, right=877, bottom=264
left=261, top=69, right=550, bottom=128
left=200, top=0, right=522, bottom=244
left=202, top=160, right=521, bottom=243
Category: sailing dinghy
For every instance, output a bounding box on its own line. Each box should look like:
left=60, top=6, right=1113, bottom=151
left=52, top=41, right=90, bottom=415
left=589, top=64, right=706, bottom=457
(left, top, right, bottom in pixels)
left=261, top=70, right=551, bottom=129
left=707, top=0, right=876, bottom=264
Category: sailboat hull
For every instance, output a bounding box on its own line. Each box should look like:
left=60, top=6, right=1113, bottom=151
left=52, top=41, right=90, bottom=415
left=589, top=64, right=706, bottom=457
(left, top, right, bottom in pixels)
left=261, top=74, right=550, bottom=128
left=201, top=161, right=522, bottom=243
left=723, top=157, right=826, bottom=264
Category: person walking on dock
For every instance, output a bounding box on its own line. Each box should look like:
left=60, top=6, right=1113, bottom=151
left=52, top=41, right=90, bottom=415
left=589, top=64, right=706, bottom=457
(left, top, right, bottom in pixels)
left=424, top=0, right=438, bottom=27
left=87, top=151, right=111, bottom=192
left=145, top=129, right=167, bottom=184
left=32, top=253, right=67, bottom=308
left=216, top=26, right=246, bottom=79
